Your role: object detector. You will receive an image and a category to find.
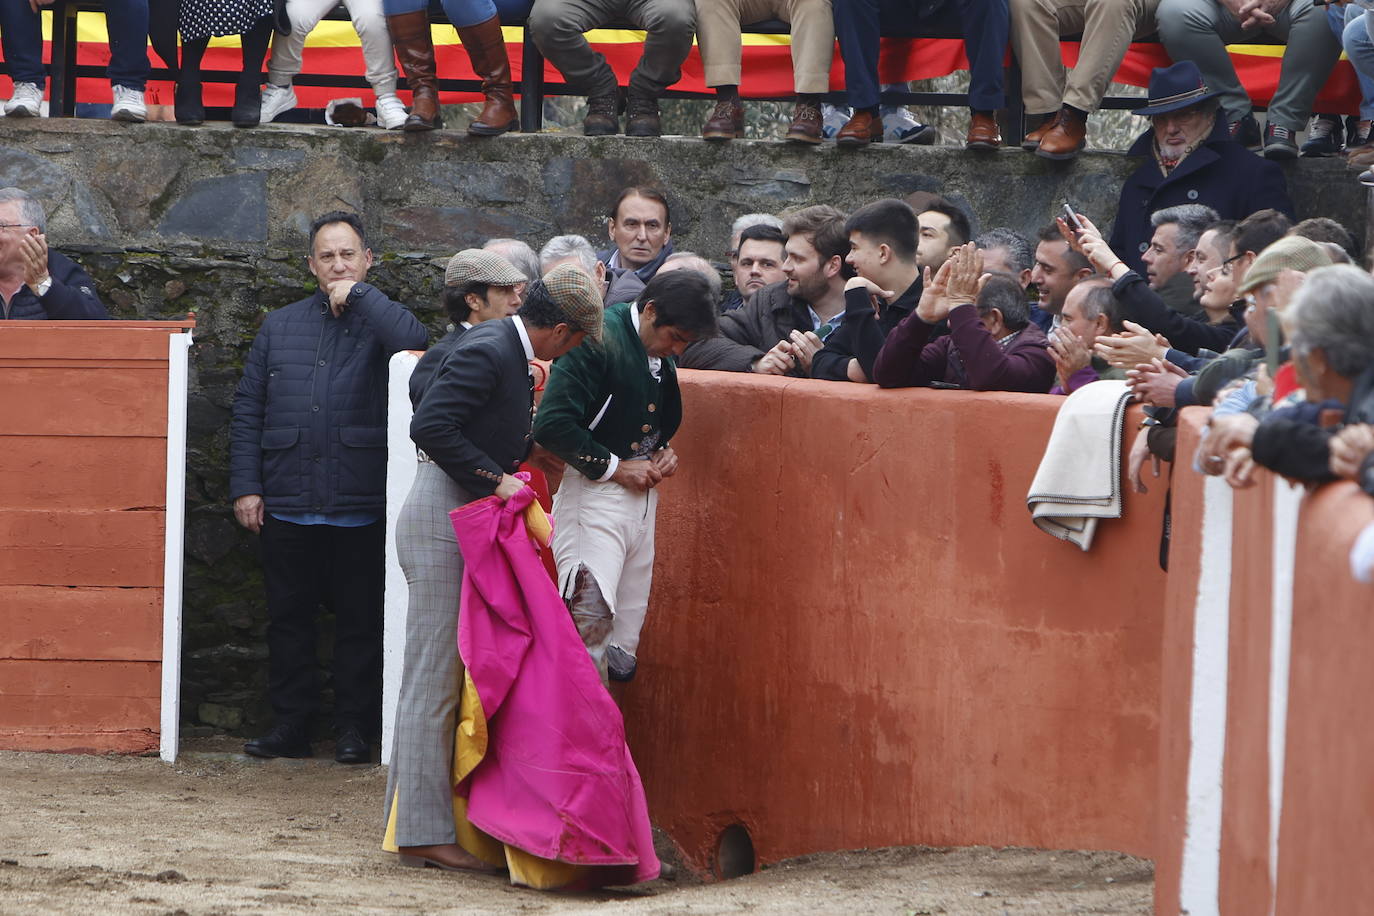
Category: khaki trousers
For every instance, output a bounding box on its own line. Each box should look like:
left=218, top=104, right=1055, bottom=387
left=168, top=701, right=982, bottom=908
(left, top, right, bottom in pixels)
left=1009, top=0, right=1158, bottom=115
left=695, top=0, right=833, bottom=94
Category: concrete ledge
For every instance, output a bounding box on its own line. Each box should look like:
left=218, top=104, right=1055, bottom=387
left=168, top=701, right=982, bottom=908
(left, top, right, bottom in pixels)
left=0, top=119, right=1365, bottom=259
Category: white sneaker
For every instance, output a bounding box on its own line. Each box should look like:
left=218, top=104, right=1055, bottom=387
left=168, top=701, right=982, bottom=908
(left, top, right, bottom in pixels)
left=374, top=92, right=408, bottom=130
left=882, top=106, right=936, bottom=145
left=5, top=82, right=43, bottom=118
left=110, top=85, right=147, bottom=122
left=260, top=82, right=297, bottom=123
left=820, top=103, right=851, bottom=140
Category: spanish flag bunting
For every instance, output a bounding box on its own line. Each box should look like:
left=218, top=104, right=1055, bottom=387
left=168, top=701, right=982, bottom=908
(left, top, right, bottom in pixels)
left=4, top=13, right=1363, bottom=117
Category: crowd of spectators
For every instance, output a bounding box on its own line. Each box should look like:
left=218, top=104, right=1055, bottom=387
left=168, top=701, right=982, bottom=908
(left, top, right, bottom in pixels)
left=7, top=0, right=1374, bottom=174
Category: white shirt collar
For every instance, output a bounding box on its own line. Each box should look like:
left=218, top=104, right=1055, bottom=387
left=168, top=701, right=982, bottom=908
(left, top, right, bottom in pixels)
left=629, top=304, right=663, bottom=381
left=511, top=315, right=535, bottom=363
left=460, top=320, right=472, bottom=330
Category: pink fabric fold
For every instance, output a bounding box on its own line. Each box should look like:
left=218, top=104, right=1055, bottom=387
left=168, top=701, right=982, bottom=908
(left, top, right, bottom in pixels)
left=450, top=484, right=659, bottom=885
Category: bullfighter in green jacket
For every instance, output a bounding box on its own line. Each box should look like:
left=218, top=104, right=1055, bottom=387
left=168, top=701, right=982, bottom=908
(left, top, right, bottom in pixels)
left=533, top=270, right=718, bottom=683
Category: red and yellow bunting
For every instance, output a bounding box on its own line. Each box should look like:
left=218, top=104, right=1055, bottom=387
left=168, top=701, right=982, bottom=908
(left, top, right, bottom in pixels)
left=5, top=13, right=1363, bottom=114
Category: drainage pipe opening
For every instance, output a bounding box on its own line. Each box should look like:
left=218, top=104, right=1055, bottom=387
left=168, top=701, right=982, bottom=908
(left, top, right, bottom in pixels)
left=715, top=823, right=756, bottom=879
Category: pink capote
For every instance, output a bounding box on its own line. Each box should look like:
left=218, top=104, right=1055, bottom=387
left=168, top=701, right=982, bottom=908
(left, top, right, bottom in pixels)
left=450, top=483, right=659, bottom=886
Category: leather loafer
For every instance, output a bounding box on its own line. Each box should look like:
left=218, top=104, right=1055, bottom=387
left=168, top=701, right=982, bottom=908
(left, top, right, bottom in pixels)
left=702, top=98, right=744, bottom=140
left=965, top=112, right=1001, bottom=150
left=243, top=723, right=311, bottom=759
left=836, top=111, right=881, bottom=147
left=1036, top=108, right=1086, bottom=160
left=1021, top=111, right=1058, bottom=151
left=334, top=726, right=371, bottom=764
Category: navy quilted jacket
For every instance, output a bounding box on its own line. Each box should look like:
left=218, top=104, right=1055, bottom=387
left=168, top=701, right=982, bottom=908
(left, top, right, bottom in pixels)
left=1, top=250, right=108, bottom=319
left=229, top=282, right=427, bottom=514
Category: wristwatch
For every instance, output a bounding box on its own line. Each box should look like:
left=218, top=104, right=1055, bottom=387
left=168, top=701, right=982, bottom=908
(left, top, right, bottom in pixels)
left=33, top=276, right=51, bottom=297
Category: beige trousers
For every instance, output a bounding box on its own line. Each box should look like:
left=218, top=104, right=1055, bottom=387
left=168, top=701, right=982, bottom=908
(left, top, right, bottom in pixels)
left=1009, top=0, right=1159, bottom=114
left=695, top=0, right=834, bottom=95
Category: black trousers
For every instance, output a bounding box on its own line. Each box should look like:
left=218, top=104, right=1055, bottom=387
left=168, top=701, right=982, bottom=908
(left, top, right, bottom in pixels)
left=259, top=516, right=385, bottom=735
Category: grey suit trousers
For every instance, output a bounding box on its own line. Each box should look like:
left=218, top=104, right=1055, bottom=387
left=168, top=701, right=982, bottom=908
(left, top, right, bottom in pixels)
left=384, top=460, right=476, bottom=847
left=528, top=0, right=696, bottom=98
left=1155, top=0, right=1342, bottom=132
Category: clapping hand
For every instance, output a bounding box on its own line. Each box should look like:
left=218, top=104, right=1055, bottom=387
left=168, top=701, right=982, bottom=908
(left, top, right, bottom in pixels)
left=1095, top=320, right=1169, bottom=370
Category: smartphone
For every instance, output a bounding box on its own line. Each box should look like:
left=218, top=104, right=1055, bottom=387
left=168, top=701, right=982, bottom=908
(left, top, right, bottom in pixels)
left=1062, top=203, right=1084, bottom=232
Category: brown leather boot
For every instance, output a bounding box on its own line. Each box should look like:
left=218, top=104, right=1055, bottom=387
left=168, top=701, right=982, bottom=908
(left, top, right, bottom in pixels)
left=454, top=14, right=518, bottom=136
left=387, top=11, right=441, bottom=131
left=1021, top=111, right=1059, bottom=151
left=1036, top=106, right=1087, bottom=160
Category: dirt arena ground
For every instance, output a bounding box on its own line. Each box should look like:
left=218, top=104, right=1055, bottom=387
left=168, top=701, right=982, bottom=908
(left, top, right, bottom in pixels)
left=0, top=739, right=1152, bottom=915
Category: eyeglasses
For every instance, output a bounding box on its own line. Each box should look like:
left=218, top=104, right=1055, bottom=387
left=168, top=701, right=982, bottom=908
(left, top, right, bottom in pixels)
left=1219, top=252, right=1246, bottom=276
left=0, top=222, right=33, bottom=231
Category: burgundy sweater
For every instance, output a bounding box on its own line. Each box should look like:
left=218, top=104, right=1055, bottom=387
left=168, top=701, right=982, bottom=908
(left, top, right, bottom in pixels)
left=872, top=303, right=1055, bottom=393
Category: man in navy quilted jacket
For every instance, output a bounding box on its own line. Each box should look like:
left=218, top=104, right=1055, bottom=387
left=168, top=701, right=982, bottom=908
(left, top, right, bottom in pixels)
left=0, top=188, right=107, bottom=321
left=230, top=211, right=426, bottom=765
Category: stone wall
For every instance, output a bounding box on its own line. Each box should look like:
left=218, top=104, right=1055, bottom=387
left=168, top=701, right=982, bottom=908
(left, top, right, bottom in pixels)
left=0, top=118, right=1362, bottom=736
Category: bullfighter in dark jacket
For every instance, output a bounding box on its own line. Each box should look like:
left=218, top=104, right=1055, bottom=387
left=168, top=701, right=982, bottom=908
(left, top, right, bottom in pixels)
left=1108, top=62, right=1293, bottom=275
left=229, top=211, right=426, bottom=764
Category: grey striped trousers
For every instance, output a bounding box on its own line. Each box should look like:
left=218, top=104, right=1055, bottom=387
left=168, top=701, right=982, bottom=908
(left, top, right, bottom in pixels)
left=384, top=460, right=475, bottom=847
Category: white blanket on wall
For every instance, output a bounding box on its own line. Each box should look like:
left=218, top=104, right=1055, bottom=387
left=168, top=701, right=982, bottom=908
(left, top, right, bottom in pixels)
left=1026, top=380, right=1132, bottom=551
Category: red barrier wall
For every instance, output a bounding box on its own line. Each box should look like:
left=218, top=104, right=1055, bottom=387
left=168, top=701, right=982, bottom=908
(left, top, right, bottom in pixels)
left=1155, top=410, right=1374, bottom=916
left=625, top=372, right=1169, bottom=873
left=0, top=321, right=190, bottom=754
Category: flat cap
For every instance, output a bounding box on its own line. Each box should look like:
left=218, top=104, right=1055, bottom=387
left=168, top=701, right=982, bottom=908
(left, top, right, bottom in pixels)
left=444, top=248, right=526, bottom=287
left=1238, top=236, right=1333, bottom=296
left=541, top=262, right=604, bottom=339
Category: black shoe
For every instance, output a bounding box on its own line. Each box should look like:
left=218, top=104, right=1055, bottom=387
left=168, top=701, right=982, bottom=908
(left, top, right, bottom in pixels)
left=625, top=94, right=661, bottom=138
left=606, top=645, right=637, bottom=682
left=1228, top=113, right=1261, bottom=150
left=333, top=726, right=371, bottom=764
left=232, top=74, right=262, bottom=127
left=583, top=89, right=620, bottom=136
left=244, top=723, right=312, bottom=759
left=1262, top=122, right=1299, bottom=160
left=174, top=78, right=204, bottom=126
left=1301, top=113, right=1343, bottom=157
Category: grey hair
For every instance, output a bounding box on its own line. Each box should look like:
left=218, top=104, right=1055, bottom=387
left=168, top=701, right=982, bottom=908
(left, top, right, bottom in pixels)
left=538, top=234, right=599, bottom=276
left=1150, top=204, right=1220, bottom=251
left=0, top=187, right=46, bottom=232
left=1287, top=264, right=1374, bottom=378
left=974, top=227, right=1033, bottom=275
left=482, top=238, right=541, bottom=283
left=976, top=272, right=1030, bottom=331
left=663, top=251, right=723, bottom=302
left=729, top=213, right=782, bottom=250
left=1075, top=277, right=1125, bottom=333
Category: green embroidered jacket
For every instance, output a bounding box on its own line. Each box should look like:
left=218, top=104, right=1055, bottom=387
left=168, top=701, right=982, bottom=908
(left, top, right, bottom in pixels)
left=533, top=302, right=683, bottom=480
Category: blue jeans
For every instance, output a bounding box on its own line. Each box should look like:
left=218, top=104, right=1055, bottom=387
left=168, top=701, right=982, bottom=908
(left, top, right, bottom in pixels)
left=1338, top=4, right=1374, bottom=121
left=381, top=0, right=533, bottom=25
left=0, top=0, right=149, bottom=89
left=833, top=0, right=1009, bottom=111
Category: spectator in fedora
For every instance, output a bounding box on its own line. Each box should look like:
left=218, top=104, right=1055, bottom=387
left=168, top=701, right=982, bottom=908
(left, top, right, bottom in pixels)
left=1107, top=61, right=1293, bottom=276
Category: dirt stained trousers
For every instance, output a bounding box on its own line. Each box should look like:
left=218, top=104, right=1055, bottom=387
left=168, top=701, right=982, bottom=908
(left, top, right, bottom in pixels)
left=551, top=467, right=658, bottom=660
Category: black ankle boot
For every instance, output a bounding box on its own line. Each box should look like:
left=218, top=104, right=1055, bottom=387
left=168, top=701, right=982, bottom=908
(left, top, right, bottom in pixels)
left=232, top=73, right=262, bottom=127
left=175, top=75, right=204, bottom=125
